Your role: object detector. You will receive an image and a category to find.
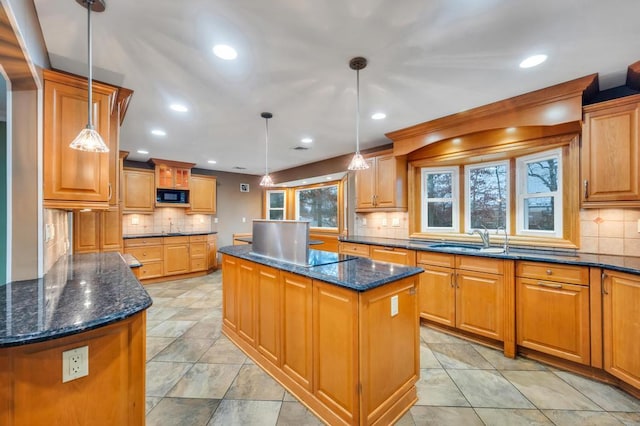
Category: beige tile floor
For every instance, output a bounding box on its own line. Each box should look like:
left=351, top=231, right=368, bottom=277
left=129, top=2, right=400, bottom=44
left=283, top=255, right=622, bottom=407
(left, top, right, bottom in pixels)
left=144, top=271, right=640, bottom=425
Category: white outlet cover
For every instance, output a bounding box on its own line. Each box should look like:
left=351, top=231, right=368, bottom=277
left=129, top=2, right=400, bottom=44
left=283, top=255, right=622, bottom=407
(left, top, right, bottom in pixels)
left=381, top=218, right=388, bottom=226
left=362, top=218, right=367, bottom=226
left=390, top=295, right=399, bottom=317
left=391, top=218, right=400, bottom=227
left=62, top=346, right=89, bottom=383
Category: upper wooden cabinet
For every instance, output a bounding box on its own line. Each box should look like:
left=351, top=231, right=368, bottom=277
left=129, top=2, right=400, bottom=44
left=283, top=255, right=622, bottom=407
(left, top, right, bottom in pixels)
left=73, top=206, right=122, bottom=253
left=582, top=95, right=640, bottom=207
left=355, top=153, right=407, bottom=211
left=122, top=168, right=155, bottom=214
left=44, top=70, right=114, bottom=209
left=188, top=175, right=217, bottom=214
left=150, top=158, right=195, bottom=190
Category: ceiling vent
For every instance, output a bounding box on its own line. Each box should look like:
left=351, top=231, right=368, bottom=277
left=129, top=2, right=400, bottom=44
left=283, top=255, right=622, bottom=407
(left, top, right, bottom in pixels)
left=292, top=146, right=309, bottom=151
left=232, top=166, right=246, bottom=170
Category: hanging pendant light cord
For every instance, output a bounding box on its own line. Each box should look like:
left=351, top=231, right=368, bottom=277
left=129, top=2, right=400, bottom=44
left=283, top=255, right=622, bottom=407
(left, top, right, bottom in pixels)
left=86, top=0, right=94, bottom=130
left=264, top=117, right=269, bottom=176
left=355, top=68, right=360, bottom=154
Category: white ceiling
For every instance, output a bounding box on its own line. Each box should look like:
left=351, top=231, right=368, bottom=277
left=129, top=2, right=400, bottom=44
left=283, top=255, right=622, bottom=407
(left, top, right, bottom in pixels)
left=33, top=0, right=640, bottom=176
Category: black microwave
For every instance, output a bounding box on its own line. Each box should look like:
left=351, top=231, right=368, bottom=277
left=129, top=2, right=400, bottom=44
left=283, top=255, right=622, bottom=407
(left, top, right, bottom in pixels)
left=157, top=189, right=189, bottom=204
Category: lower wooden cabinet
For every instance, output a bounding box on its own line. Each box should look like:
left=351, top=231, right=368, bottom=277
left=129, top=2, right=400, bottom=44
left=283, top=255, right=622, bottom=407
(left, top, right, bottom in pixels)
left=237, top=259, right=257, bottom=345
left=207, top=234, right=218, bottom=270
left=338, top=242, right=370, bottom=258
left=516, top=261, right=590, bottom=365
left=418, top=265, right=455, bottom=327
left=222, top=255, right=239, bottom=331
left=124, top=238, right=164, bottom=280
left=256, top=265, right=281, bottom=366
left=603, top=269, right=640, bottom=389
left=163, top=236, right=190, bottom=276
left=189, top=235, right=208, bottom=272
left=73, top=206, right=122, bottom=253
left=369, top=245, right=416, bottom=266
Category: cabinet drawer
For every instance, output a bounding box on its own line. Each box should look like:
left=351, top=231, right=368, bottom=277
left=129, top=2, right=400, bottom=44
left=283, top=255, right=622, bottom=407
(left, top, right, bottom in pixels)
left=416, top=251, right=455, bottom=268
left=516, top=261, right=589, bottom=286
left=125, top=246, right=163, bottom=262
left=370, top=246, right=415, bottom=266
left=138, top=261, right=163, bottom=279
left=190, top=258, right=207, bottom=272
left=164, top=236, right=189, bottom=245
left=339, top=242, right=370, bottom=258
left=456, top=255, right=503, bottom=274
left=190, top=242, right=207, bottom=256
left=124, top=237, right=164, bottom=247
left=190, top=235, right=207, bottom=243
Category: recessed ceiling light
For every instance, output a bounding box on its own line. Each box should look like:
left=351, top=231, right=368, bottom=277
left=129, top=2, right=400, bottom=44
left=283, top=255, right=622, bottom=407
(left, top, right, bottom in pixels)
left=519, top=54, right=547, bottom=69
left=452, top=138, right=461, bottom=144
left=371, top=112, right=386, bottom=120
left=301, top=137, right=313, bottom=144
left=506, top=127, right=516, bottom=133
left=302, top=181, right=307, bottom=184
left=137, top=149, right=149, bottom=154
left=170, top=103, right=188, bottom=112
left=208, top=160, right=217, bottom=164
left=213, top=44, right=237, bottom=60
left=326, top=176, right=331, bottom=180
left=151, top=129, right=166, bottom=136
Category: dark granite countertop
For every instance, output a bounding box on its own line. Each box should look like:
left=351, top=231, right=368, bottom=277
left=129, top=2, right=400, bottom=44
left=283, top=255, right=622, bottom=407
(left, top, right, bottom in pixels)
left=340, top=236, right=640, bottom=275
left=219, top=245, right=423, bottom=291
left=123, top=231, right=217, bottom=239
left=0, top=253, right=153, bottom=348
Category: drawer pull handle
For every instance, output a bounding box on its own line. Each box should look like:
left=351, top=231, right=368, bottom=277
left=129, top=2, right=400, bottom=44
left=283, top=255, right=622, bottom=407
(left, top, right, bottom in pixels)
left=537, top=281, right=562, bottom=289
left=546, top=269, right=552, bottom=275
left=450, top=272, right=454, bottom=288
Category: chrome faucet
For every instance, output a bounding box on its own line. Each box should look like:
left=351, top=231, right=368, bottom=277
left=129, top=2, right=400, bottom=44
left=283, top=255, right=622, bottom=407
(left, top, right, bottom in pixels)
left=497, top=226, right=509, bottom=254
left=469, top=227, right=491, bottom=248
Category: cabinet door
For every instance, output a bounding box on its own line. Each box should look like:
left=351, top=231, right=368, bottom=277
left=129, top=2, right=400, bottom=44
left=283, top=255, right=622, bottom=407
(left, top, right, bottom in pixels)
left=237, top=260, right=257, bottom=345
left=122, top=169, right=155, bottom=213
left=43, top=74, right=114, bottom=207
left=582, top=98, right=640, bottom=204
left=207, top=236, right=218, bottom=269
left=313, top=280, right=358, bottom=424
left=100, top=206, right=122, bottom=252
left=73, top=210, right=100, bottom=253
left=256, top=266, right=281, bottom=366
left=418, top=265, right=455, bottom=327
left=281, top=272, right=313, bottom=390
left=456, top=270, right=504, bottom=341
left=189, top=175, right=217, bottom=214
left=376, top=154, right=405, bottom=208
left=355, top=158, right=376, bottom=209
left=222, top=255, right=238, bottom=331
left=174, top=168, right=191, bottom=189
left=517, top=278, right=590, bottom=365
left=603, top=270, right=640, bottom=389
left=156, top=165, right=175, bottom=189
left=163, top=243, right=190, bottom=276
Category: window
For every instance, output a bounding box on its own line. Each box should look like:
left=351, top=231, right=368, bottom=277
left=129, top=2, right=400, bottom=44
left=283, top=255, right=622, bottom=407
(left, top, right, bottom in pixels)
left=465, top=161, right=509, bottom=231
left=295, top=184, right=338, bottom=229
left=421, top=167, right=459, bottom=232
left=266, top=190, right=286, bottom=220
left=516, top=149, right=562, bottom=237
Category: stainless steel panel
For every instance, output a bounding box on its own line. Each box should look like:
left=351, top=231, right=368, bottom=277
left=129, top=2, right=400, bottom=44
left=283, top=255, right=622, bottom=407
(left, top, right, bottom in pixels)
left=252, top=220, right=310, bottom=265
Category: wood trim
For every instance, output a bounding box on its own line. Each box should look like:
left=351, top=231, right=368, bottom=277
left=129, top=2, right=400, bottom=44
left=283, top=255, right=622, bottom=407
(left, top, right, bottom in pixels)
left=388, top=74, right=597, bottom=156
left=589, top=267, right=603, bottom=369
left=148, top=158, right=196, bottom=169
left=0, top=4, right=39, bottom=91
left=503, top=260, right=516, bottom=358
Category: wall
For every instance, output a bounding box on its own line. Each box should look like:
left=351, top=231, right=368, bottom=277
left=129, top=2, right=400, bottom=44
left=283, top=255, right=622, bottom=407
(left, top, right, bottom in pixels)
left=123, top=208, right=212, bottom=235
left=43, top=208, right=69, bottom=272
left=580, top=208, right=640, bottom=256
left=354, top=212, right=410, bottom=240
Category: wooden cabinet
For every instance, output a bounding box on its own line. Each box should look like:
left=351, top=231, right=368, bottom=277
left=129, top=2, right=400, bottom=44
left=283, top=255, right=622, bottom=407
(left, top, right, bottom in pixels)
left=222, top=255, right=239, bottom=331
left=355, top=153, right=407, bottom=211
left=207, top=234, right=218, bottom=270
left=602, top=269, right=640, bottom=389
left=151, top=158, right=195, bottom=190
left=256, top=265, right=281, bottom=366
left=281, top=271, right=313, bottom=390
left=418, top=252, right=508, bottom=342
left=188, top=175, right=217, bottom=214
left=189, top=235, right=208, bottom=272
left=338, top=242, right=370, bottom=258
left=370, top=245, right=416, bottom=266
left=124, top=237, right=164, bottom=280
left=237, top=259, right=257, bottom=345
left=122, top=168, right=155, bottom=213
left=43, top=70, right=115, bottom=209
left=73, top=206, right=121, bottom=253
left=516, top=261, right=591, bottom=365
left=163, top=236, right=190, bottom=276
left=582, top=95, right=640, bottom=207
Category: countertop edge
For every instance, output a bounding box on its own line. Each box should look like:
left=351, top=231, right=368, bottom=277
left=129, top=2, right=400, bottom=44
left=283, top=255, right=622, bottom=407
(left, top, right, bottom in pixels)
left=123, top=231, right=218, bottom=239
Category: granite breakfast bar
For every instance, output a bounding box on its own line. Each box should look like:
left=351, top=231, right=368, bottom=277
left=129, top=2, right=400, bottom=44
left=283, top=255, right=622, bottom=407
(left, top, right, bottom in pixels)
left=219, top=244, right=424, bottom=426
left=0, top=253, right=152, bottom=425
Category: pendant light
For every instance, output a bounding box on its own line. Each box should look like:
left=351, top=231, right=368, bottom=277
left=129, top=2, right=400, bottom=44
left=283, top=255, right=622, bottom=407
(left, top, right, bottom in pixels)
left=347, top=56, right=369, bottom=170
left=69, top=0, right=109, bottom=153
left=259, top=112, right=274, bottom=187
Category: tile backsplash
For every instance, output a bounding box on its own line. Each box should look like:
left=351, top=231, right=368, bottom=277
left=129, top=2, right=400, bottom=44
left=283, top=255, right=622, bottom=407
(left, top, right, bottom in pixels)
left=355, top=208, right=640, bottom=256
left=123, top=208, right=213, bottom=236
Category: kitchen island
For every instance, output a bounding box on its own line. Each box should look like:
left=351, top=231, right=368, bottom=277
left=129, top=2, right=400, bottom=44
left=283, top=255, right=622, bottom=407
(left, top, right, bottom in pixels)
left=219, top=245, right=423, bottom=426
left=0, top=253, right=152, bottom=425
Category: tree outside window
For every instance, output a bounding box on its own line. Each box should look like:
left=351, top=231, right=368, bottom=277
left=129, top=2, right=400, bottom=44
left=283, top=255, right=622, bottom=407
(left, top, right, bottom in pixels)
left=466, top=161, right=509, bottom=230
left=295, top=185, right=338, bottom=229
left=266, top=190, right=286, bottom=220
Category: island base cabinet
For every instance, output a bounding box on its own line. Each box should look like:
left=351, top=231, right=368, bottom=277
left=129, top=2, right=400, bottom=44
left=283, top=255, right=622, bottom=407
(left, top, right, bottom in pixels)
left=221, top=254, right=419, bottom=426
left=0, top=311, right=146, bottom=426
left=603, top=270, right=640, bottom=389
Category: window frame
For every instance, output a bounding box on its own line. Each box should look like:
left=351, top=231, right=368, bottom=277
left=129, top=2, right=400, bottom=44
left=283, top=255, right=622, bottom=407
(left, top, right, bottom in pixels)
left=516, top=148, right=563, bottom=238
left=464, top=159, right=510, bottom=233
left=265, top=189, right=287, bottom=220
left=420, top=166, right=460, bottom=233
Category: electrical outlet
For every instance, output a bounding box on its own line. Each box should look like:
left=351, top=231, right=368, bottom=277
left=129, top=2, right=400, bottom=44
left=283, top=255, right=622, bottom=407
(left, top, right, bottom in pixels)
left=381, top=217, right=388, bottom=227
left=242, top=217, right=246, bottom=223
left=62, top=346, right=89, bottom=383
left=390, top=295, right=399, bottom=317
left=214, top=217, right=219, bottom=223
left=637, top=218, right=640, bottom=233
left=362, top=218, right=367, bottom=226
left=131, top=215, right=139, bottom=225
left=391, top=218, right=400, bottom=227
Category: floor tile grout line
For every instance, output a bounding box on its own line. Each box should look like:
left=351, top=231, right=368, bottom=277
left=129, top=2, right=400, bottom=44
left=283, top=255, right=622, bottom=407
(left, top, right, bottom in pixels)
left=548, top=369, right=610, bottom=412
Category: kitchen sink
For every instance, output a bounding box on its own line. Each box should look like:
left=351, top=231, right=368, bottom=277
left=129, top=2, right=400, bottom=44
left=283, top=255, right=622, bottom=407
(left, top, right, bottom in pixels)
left=428, top=243, right=504, bottom=254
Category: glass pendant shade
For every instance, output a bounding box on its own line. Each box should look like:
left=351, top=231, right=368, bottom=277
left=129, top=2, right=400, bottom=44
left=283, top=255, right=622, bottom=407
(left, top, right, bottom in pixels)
left=347, top=57, right=369, bottom=171
left=70, top=126, right=109, bottom=152
left=347, top=152, right=369, bottom=170
left=260, top=174, right=274, bottom=187
left=70, top=0, right=109, bottom=153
